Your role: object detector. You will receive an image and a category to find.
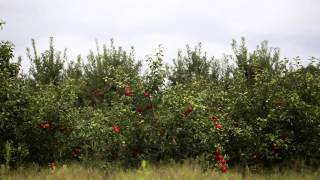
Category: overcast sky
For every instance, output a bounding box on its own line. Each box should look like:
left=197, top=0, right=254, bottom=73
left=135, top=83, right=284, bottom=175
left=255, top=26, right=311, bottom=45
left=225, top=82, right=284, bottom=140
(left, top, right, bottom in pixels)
left=1, top=0, right=320, bottom=70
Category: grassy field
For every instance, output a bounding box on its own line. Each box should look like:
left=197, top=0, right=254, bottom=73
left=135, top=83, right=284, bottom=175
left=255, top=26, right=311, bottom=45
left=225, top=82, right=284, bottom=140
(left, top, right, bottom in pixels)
left=1, top=163, right=319, bottom=180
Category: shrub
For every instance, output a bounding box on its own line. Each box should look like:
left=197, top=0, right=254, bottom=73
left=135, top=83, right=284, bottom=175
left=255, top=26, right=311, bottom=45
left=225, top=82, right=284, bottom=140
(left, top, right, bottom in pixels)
left=1, top=35, right=319, bottom=170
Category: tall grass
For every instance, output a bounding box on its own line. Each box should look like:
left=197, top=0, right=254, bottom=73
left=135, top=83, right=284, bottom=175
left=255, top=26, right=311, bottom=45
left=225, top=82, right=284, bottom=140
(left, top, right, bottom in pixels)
left=1, top=162, right=319, bottom=180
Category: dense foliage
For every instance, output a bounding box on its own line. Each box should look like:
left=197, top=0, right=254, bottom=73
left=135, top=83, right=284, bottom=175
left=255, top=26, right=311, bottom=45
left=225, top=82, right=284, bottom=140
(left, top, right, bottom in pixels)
left=1, top=31, right=319, bottom=171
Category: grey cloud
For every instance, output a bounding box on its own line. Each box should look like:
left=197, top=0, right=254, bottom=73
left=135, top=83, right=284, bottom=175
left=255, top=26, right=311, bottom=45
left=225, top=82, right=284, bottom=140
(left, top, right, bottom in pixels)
left=1, top=0, right=320, bottom=71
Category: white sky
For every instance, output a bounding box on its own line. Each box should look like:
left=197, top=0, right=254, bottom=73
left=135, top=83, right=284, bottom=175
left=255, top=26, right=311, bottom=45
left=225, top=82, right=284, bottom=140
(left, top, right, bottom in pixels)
left=1, top=0, right=320, bottom=71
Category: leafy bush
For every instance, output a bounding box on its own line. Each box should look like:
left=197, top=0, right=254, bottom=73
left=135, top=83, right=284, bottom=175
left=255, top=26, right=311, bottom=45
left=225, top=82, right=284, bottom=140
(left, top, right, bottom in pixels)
left=1, top=34, right=319, bottom=171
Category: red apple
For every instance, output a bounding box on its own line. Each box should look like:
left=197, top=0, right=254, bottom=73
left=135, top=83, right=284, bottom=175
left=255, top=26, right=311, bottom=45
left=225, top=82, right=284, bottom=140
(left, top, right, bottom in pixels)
left=214, top=149, right=221, bottom=156
left=215, top=154, right=224, bottom=161
left=136, top=106, right=143, bottom=113
left=124, top=87, right=132, bottom=96
left=143, top=91, right=150, bottom=97
left=112, top=125, right=121, bottom=134
left=215, top=122, right=222, bottom=129
left=39, top=121, right=51, bottom=129
left=186, top=105, right=193, bottom=113
left=183, top=105, right=193, bottom=116
left=220, top=165, right=228, bottom=173
left=219, top=158, right=226, bottom=166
